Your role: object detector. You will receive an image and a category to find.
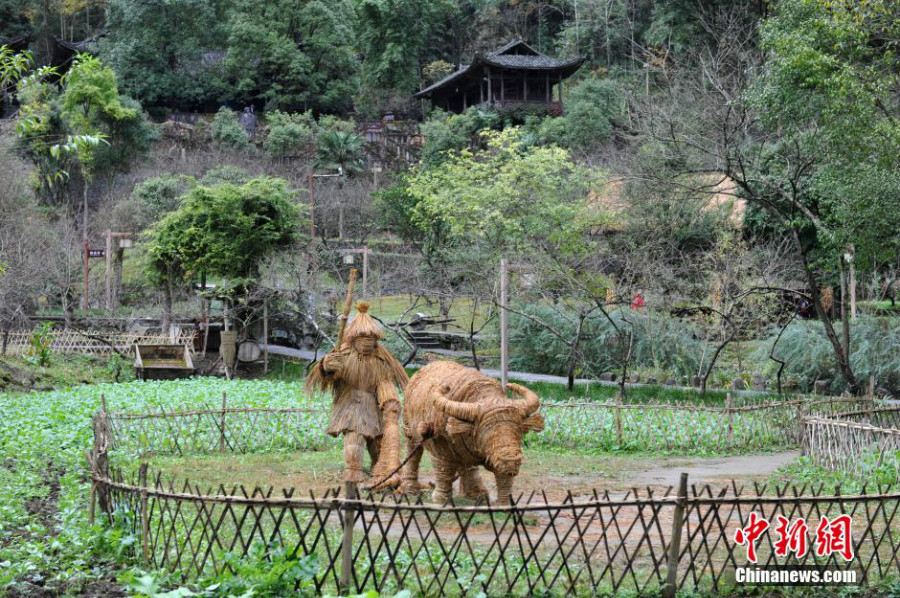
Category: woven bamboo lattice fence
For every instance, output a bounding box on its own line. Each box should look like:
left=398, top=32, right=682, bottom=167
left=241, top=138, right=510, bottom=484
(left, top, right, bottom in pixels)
left=87, top=398, right=900, bottom=596
left=2, top=329, right=196, bottom=357
left=536, top=395, right=865, bottom=452
left=88, top=439, right=900, bottom=595
left=803, top=407, right=900, bottom=477
left=104, top=394, right=870, bottom=458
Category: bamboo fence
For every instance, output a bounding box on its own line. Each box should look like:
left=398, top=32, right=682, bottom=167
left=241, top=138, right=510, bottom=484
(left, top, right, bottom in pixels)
left=803, top=407, right=900, bottom=477
left=88, top=414, right=900, bottom=596
left=104, top=394, right=869, bottom=458
left=2, top=329, right=196, bottom=357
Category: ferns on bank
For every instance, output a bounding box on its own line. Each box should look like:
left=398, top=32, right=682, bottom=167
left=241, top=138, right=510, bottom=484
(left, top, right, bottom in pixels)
left=509, top=304, right=704, bottom=379
left=758, top=317, right=900, bottom=394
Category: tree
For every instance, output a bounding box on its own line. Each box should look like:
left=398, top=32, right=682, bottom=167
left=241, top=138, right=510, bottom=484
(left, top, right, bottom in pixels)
left=145, top=177, right=303, bottom=326
left=407, top=128, right=596, bottom=252
left=401, top=127, right=612, bottom=388
left=15, top=53, right=152, bottom=207
left=316, top=129, right=364, bottom=175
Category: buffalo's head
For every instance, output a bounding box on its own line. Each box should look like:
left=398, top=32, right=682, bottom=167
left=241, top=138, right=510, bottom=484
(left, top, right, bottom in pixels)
left=434, top=382, right=544, bottom=478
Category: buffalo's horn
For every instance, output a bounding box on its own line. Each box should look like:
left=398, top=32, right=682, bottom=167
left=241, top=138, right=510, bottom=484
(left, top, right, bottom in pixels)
left=507, top=383, right=540, bottom=415
left=434, top=391, right=483, bottom=422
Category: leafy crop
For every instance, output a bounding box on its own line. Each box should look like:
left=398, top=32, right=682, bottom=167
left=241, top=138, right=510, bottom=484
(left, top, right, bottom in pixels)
left=0, top=378, right=323, bottom=592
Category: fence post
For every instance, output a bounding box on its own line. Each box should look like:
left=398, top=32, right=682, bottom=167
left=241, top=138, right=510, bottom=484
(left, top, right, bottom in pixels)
left=663, top=472, right=688, bottom=598
left=219, top=393, right=227, bottom=453
left=139, top=462, right=149, bottom=565
left=614, top=391, right=624, bottom=446
left=725, top=393, right=734, bottom=447
left=340, top=480, right=358, bottom=594
left=91, top=407, right=111, bottom=517
left=796, top=401, right=806, bottom=452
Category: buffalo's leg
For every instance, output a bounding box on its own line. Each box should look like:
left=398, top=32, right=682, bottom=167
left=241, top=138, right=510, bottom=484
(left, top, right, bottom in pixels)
left=342, top=431, right=368, bottom=484
left=494, top=472, right=514, bottom=505
left=459, top=467, right=489, bottom=501
left=399, top=443, right=428, bottom=494
left=431, top=457, right=456, bottom=504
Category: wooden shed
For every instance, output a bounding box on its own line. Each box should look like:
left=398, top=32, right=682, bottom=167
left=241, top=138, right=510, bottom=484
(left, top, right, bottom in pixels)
left=133, top=344, right=195, bottom=380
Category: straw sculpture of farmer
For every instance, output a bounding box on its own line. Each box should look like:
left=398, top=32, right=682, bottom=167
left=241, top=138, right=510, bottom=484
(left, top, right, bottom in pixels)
left=306, top=302, right=409, bottom=488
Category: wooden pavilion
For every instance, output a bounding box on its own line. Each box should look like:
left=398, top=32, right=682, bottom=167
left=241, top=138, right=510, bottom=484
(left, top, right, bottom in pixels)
left=415, top=39, right=584, bottom=113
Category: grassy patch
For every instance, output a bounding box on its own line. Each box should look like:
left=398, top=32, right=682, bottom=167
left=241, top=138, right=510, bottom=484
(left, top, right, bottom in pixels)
left=768, top=455, right=900, bottom=493
left=0, top=353, right=132, bottom=393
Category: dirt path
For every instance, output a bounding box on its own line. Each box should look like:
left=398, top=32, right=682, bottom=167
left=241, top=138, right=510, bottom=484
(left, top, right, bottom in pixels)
left=627, top=451, right=800, bottom=488
left=150, top=447, right=801, bottom=502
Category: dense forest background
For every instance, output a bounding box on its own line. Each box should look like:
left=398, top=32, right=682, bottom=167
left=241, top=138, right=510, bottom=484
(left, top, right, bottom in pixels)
left=1, top=0, right=767, bottom=115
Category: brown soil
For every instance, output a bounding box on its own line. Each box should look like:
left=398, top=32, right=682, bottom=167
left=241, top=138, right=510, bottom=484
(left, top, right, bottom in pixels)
left=23, top=462, right=62, bottom=534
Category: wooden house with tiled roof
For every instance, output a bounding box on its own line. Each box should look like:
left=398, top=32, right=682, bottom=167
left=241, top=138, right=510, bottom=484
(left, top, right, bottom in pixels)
left=415, top=39, right=584, bottom=113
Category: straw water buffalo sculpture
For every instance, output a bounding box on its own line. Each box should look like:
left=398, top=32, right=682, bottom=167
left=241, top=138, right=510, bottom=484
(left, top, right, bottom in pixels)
left=401, top=361, right=544, bottom=504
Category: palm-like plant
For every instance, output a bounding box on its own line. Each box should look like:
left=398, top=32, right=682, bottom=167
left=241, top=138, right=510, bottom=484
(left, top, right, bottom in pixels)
left=315, top=129, right=365, bottom=176
left=315, top=129, right=365, bottom=239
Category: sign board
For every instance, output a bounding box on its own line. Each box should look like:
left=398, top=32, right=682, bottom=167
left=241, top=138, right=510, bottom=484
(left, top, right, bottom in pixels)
left=88, top=249, right=106, bottom=259
left=119, top=238, right=133, bottom=248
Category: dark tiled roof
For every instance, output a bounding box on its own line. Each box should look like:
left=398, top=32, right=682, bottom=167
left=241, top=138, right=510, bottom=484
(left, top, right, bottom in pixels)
left=0, top=34, right=30, bottom=51
left=415, top=64, right=475, bottom=97
left=483, top=53, right=584, bottom=70
left=54, top=37, right=99, bottom=54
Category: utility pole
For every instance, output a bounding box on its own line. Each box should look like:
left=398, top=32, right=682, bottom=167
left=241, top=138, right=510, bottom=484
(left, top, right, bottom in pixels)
left=362, top=248, right=368, bottom=299
left=82, top=187, right=89, bottom=312
left=500, top=257, right=509, bottom=391
left=308, top=168, right=315, bottom=239
left=105, top=231, right=112, bottom=312
left=341, top=247, right=370, bottom=298
left=82, top=241, right=90, bottom=312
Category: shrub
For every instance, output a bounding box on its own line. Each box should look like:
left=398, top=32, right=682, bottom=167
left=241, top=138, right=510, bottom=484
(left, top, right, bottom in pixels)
left=114, top=174, right=190, bottom=232
left=25, top=322, right=54, bottom=367
left=263, top=110, right=314, bottom=158
left=317, top=115, right=355, bottom=133
left=565, top=78, right=623, bottom=152
left=420, top=108, right=499, bottom=165
left=536, top=116, right=568, bottom=146
left=210, top=107, right=250, bottom=150
left=521, top=115, right=568, bottom=147
left=509, top=304, right=703, bottom=379
left=106, top=353, right=134, bottom=383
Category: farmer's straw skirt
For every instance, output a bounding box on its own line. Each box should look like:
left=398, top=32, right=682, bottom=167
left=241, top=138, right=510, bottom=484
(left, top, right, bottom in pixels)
left=327, top=389, right=383, bottom=438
